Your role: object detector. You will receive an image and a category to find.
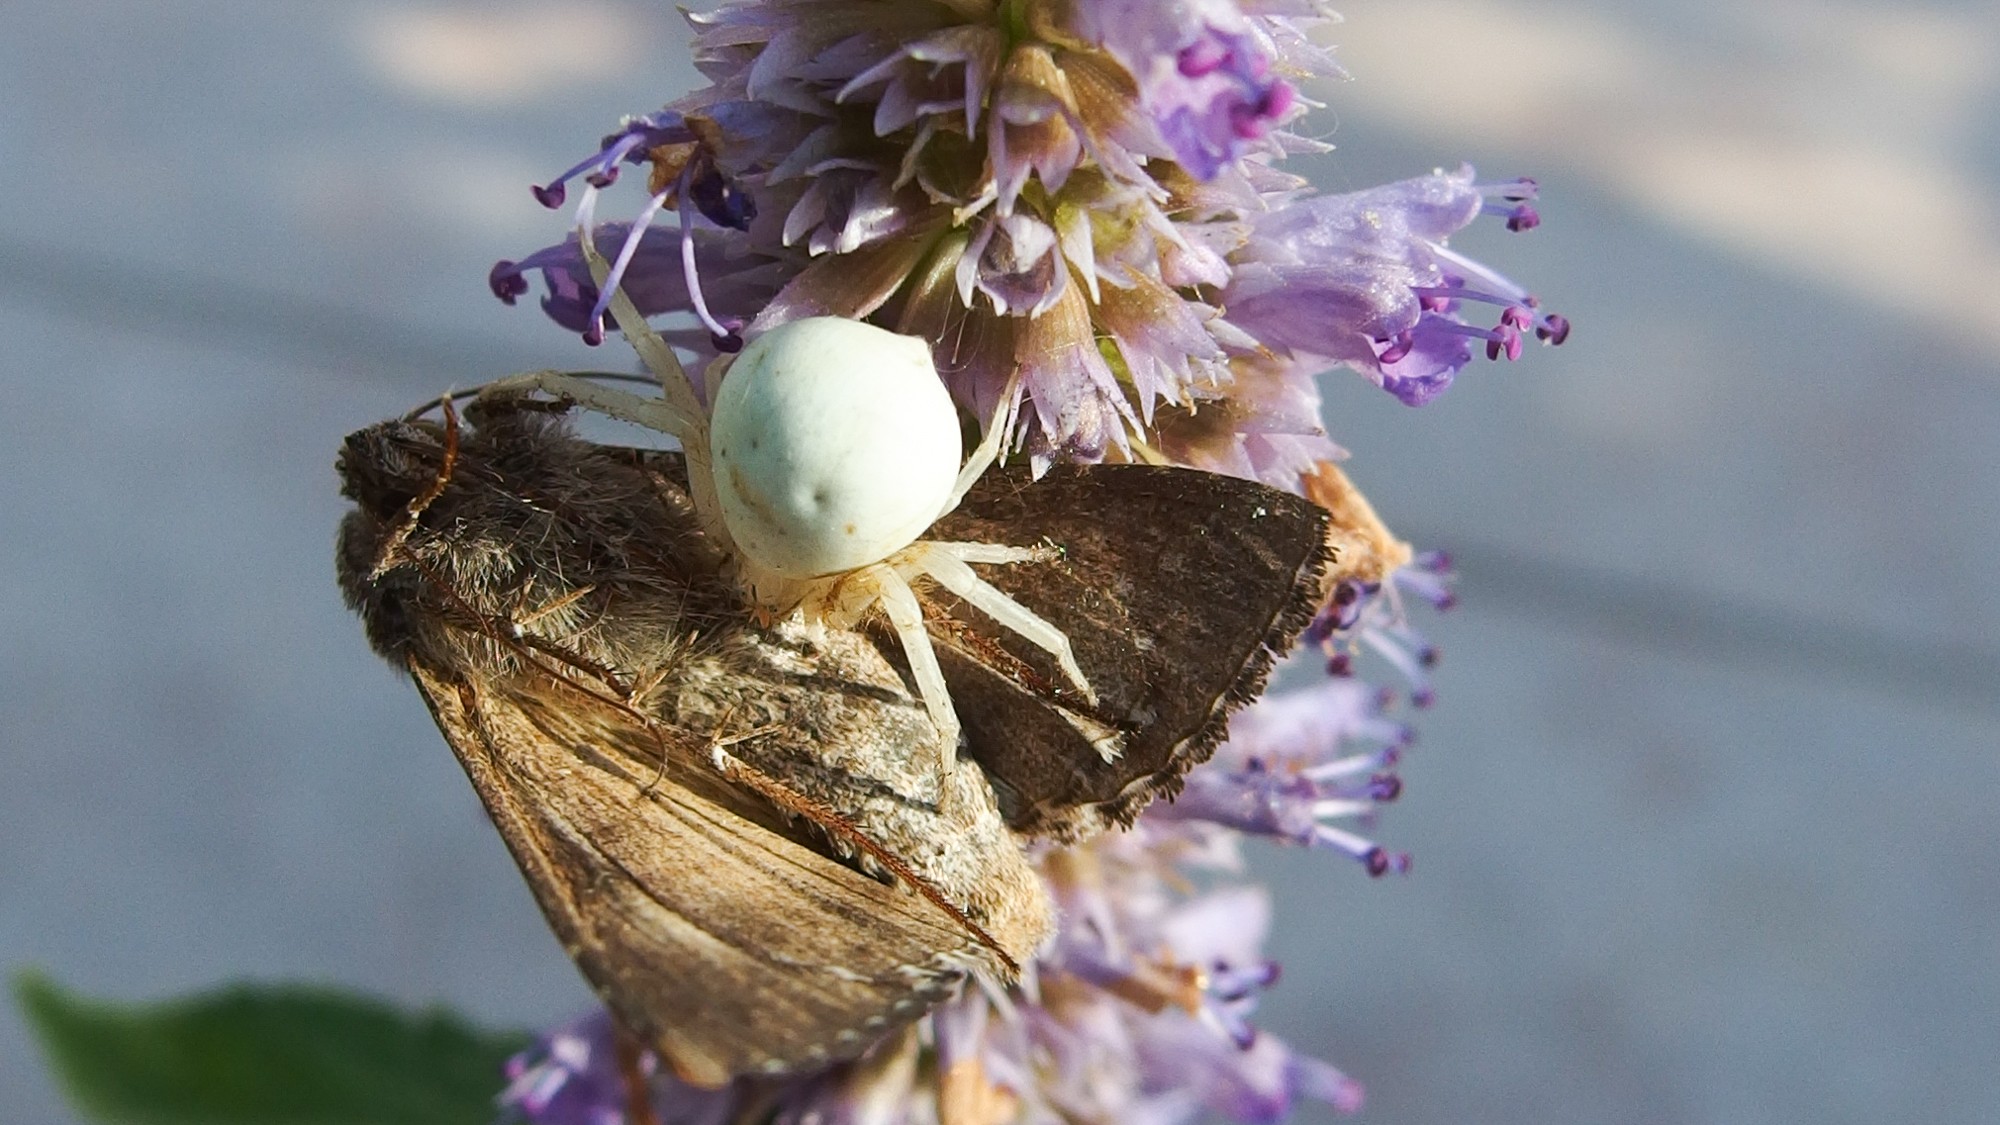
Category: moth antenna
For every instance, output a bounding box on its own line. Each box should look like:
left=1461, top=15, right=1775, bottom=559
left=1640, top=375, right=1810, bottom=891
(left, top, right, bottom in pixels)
left=507, top=628, right=633, bottom=699
left=449, top=578, right=631, bottom=696
left=612, top=1031, right=664, bottom=1125
left=670, top=708, right=787, bottom=800
left=708, top=706, right=784, bottom=751
left=625, top=660, right=677, bottom=711
left=638, top=699, right=774, bottom=797
left=368, top=396, right=462, bottom=581
left=708, top=745, right=1020, bottom=976
left=511, top=583, right=598, bottom=630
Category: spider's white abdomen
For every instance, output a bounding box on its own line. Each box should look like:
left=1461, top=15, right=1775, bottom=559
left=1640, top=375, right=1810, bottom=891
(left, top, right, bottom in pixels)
left=710, top=317, right=962, bottom=580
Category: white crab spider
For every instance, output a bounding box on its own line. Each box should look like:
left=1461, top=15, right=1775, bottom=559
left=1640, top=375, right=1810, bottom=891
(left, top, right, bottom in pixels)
left=491, top=240, right=1095, bottom=764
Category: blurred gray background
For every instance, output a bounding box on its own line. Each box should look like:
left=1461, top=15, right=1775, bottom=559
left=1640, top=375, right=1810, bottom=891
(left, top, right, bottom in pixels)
left=2, top=1, right=1994, bottom=1122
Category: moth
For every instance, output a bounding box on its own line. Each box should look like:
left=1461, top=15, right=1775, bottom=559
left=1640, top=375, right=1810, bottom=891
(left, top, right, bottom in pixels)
left=335, top=385, right=1334, bottom=1086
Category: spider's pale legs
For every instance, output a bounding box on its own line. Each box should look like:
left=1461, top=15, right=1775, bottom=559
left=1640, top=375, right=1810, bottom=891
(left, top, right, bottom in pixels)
left=823, top=537, right=1100, bottom=766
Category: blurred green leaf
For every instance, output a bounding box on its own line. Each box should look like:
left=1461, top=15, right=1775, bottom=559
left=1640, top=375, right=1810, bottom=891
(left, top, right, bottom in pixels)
left=14, top=969, right=533, bottom=1125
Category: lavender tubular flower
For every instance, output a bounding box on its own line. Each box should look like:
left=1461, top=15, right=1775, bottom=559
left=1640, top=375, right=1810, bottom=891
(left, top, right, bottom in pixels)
left=485, top=0, right=1566, bottom=1120
left=1079, top=0, right=1326, bottom=180
left=1155, top=679, right=1414, bottom=876
left=1220, top=167, right=1570, bottom=406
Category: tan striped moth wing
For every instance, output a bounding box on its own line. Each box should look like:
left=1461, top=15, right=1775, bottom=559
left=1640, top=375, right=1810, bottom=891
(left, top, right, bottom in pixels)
left=404, top=660, right=986, bottom=1088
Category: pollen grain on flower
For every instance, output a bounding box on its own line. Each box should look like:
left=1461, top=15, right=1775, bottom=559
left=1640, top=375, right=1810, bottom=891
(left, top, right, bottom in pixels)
left=490, top=0, right=1564, bottom=1120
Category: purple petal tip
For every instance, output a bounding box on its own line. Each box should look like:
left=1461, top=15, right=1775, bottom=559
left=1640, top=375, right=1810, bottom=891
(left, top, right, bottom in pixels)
left=488, top=261, right=528, bottom=305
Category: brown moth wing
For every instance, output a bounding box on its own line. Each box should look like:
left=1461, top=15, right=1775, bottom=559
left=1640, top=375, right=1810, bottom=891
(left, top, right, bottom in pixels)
left=407, top=662, right=980, bottom=1089
left=927, top=465, right=1334, bottom=840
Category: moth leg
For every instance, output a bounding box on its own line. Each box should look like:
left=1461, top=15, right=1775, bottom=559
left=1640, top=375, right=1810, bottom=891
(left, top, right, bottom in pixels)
left=900, top=541, right=1098, bottom=709
left=858, top=563, right=962, bottom=761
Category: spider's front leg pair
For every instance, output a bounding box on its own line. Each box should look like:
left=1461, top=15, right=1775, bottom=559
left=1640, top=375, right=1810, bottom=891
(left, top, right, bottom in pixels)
left=483, top=315, right=1096, bottom=766
left=798, top=536, right=1095, bottom=750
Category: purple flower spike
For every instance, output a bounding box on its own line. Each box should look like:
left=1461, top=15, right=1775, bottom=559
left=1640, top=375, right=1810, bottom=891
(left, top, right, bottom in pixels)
left=483, top=0, right=1564, bottom=1115
left=1376, top=319, right=1476, bottom=406
left=1301, top=544, right=1459, bottom=707
left=1292, top=1055, right=1368, bottom=1116
left=1144, top=676, right=1416, bottom=878
left=1505, top=203, right=1542, bottom=231
left=1079, top=1, right=1322, bottom=181
left=487, top=243, right=605, bottom=338
left=1150, top=31, right=1298, bottom=179
left=686, top=157, right=756, bottom=233
left=488, top=261, right=530, bottom=305
left=1481, top=176, right=1544, bottom=231
left=1396, top=553, right=1457, bottom=613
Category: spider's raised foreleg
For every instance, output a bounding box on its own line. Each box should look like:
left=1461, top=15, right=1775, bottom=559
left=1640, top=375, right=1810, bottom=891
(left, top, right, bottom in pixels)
left=479, top=361, right=735, bottom=556
left=482, top=370, right=703, bottom=446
